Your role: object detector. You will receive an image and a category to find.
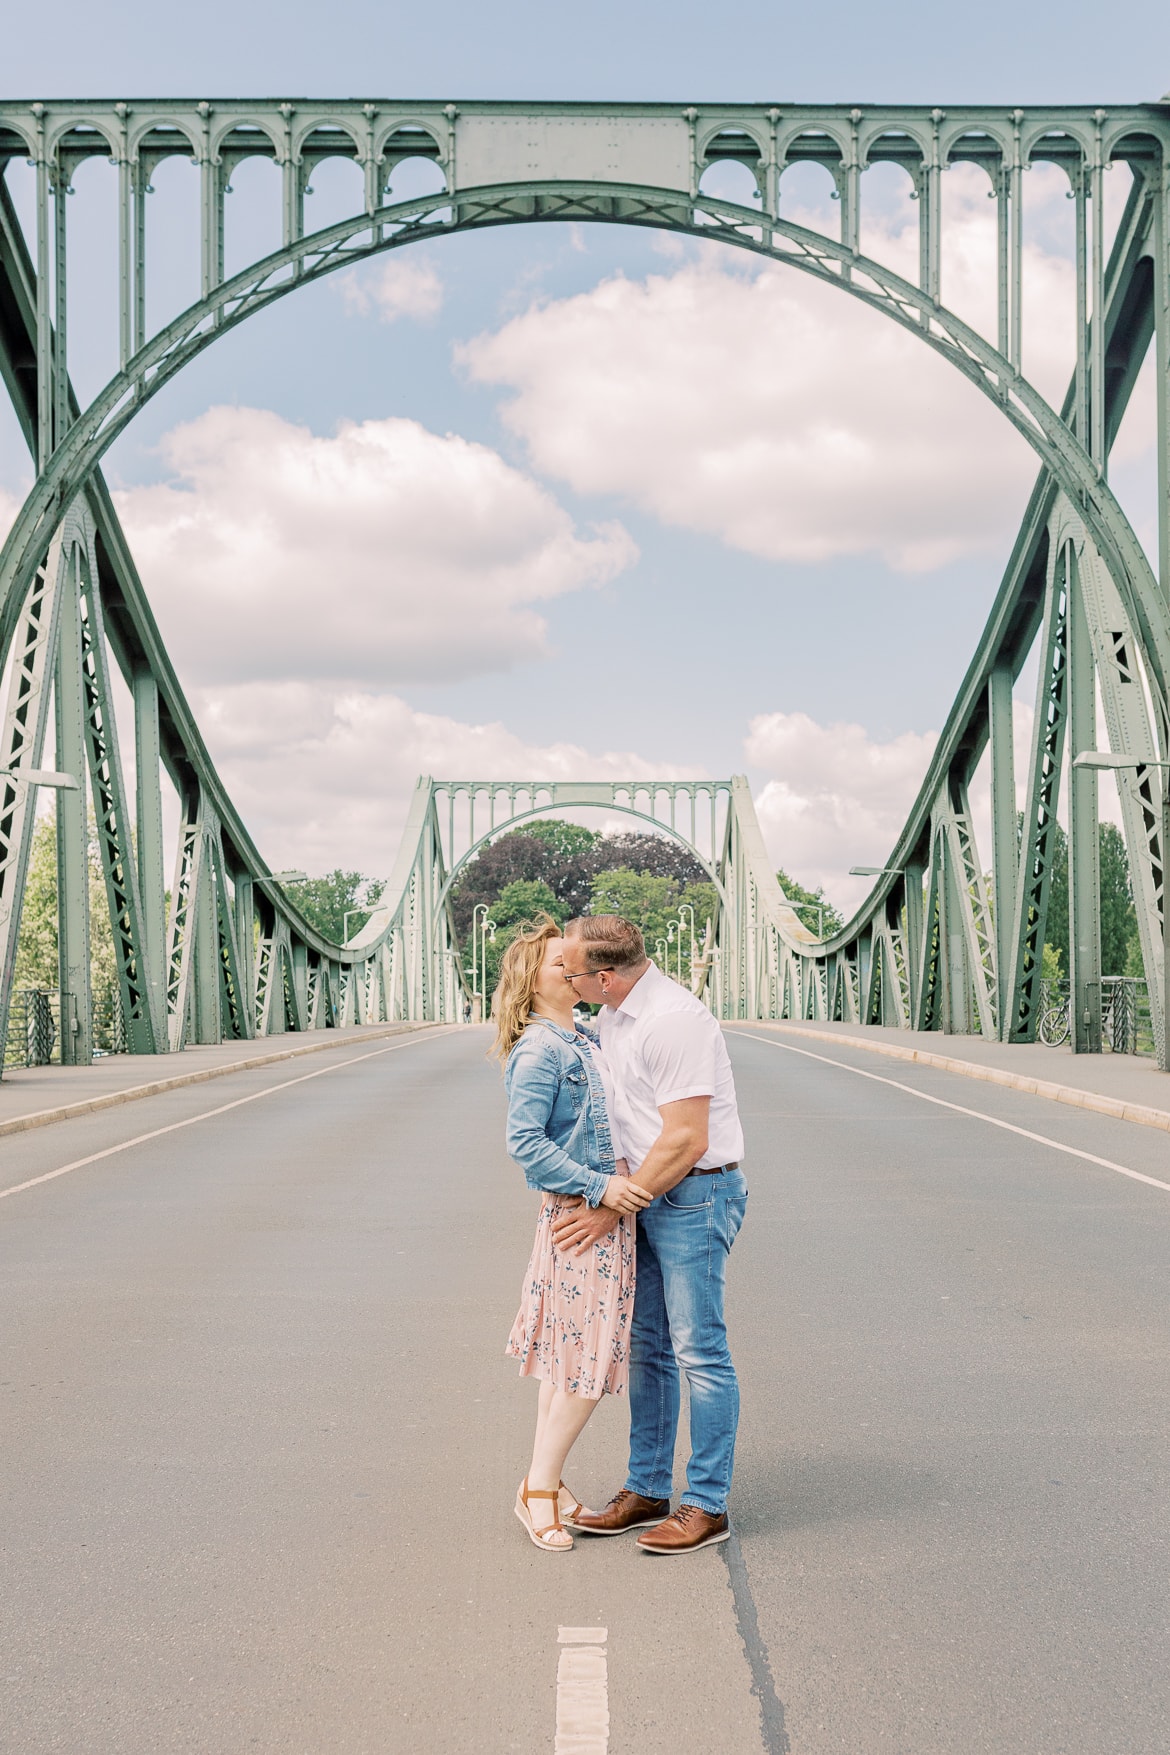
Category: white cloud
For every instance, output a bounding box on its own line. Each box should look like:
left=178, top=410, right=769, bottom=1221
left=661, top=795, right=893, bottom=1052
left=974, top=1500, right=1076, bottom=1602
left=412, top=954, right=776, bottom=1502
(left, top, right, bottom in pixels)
left=747, top=710, right=939, bottom=910
left=187, top=680, right=700, bottom=876
left=113, top=407, right=635, bottom=686
left=458, top=178, right=1100, bottom=573
left=339, top=255, right=443, bottom=323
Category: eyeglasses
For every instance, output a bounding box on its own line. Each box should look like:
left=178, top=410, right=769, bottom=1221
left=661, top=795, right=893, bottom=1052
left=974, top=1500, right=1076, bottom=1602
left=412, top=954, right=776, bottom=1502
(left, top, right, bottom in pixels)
left=562, top=966, right=612, bottom=982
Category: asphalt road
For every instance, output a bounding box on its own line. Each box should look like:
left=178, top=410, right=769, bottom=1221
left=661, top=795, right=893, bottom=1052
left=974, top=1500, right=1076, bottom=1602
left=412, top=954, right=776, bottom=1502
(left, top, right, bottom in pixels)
left=1, top=1024, right=1167, bottom=1754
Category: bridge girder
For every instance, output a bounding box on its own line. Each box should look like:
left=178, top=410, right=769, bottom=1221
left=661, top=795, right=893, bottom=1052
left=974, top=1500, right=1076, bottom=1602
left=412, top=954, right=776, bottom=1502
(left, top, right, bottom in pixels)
left=0, top=97, right=1167, bottom=1065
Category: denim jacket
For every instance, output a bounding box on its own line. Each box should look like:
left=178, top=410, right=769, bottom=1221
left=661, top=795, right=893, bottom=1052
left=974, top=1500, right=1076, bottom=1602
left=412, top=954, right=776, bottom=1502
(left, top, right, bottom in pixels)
left=504, top=1016, right=616, bottom=1208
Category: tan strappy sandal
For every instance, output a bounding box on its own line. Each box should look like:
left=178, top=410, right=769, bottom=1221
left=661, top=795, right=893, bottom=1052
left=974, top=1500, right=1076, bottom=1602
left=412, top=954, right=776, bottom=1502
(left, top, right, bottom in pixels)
left=515, top=1477, right=574, bottom=1552
left=559, top=1480, right=587, bottom=1525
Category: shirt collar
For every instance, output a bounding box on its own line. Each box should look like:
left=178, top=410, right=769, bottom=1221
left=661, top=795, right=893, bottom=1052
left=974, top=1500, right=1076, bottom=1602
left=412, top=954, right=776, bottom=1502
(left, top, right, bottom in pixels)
left=612, top=961, right=661, bottom=1021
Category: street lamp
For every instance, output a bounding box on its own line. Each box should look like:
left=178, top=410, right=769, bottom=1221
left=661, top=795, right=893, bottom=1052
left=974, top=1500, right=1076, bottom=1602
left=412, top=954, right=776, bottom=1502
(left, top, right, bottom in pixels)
left=849, top=866, right=902, bottom=878
left=786, top=899, right=825, bottom=936
left=471, top=903, right=497, bottom=1020
left=654, top=935, right=669, bottom=973
left=342, top=908, right=365, bottom=942
left=271, top=869, right=308, bottom=884
left=0, top=765, right=80, bottom=790
left=1074, top=750, right=1170, bottom=1071
left=676, top=903, right=697, bottom=981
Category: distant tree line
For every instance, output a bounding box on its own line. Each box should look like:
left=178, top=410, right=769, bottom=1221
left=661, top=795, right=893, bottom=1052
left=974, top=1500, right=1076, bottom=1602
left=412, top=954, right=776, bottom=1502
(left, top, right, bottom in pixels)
left=449, top=819, right=718, bottom=996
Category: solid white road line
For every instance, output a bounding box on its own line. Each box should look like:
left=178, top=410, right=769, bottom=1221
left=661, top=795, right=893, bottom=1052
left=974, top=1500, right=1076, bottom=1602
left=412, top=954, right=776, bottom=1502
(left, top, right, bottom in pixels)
left=555, top=1627, right=609, bottom=1755
left=0, top=1028, right=459, bottom=1203
left=730, top=1030, right=1170, bottom=1195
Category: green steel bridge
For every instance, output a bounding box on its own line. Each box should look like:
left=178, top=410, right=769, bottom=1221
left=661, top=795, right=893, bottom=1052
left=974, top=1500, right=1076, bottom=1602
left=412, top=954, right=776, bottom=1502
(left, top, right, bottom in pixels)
left=1, top=96, right=1169, bottom=1069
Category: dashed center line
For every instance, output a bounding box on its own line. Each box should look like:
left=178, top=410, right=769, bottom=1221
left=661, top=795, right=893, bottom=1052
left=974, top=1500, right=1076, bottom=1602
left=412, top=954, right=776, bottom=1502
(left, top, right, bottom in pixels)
left=555, top=1626, right=608, bottom=1754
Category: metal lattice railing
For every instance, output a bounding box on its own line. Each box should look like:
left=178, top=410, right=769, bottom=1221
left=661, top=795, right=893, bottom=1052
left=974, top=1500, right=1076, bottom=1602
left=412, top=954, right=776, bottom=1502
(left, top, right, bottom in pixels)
left=3, top=988, right=67, bottom=1068
left=1036, top=976, right=1151, bottom=1056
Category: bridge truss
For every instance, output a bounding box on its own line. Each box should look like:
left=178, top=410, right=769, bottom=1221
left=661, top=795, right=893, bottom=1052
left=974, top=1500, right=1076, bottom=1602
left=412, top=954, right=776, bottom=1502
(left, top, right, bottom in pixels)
left=0, top=97, right=1168, bottom=1065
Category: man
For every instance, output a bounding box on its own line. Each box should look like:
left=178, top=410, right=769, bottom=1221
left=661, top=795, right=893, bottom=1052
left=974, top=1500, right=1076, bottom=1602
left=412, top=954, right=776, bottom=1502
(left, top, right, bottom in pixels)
left=555, top=915, right=747, bottom=1555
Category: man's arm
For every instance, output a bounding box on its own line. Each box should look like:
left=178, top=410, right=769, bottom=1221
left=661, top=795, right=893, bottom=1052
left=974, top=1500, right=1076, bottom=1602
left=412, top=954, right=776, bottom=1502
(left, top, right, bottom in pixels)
left=550, top=1096, right=710, bottom=1255
left=624, top=1094, right=710, bottom=1199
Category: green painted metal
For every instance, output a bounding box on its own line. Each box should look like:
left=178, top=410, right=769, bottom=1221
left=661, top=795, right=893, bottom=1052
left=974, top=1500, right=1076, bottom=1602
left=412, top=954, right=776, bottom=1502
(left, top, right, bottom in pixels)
left=0, top=98, right=1168, bottom=1064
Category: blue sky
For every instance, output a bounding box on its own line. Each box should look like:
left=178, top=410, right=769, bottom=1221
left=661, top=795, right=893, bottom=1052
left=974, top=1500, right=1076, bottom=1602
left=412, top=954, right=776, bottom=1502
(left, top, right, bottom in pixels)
left=1, top=3, right=1167, bottom=897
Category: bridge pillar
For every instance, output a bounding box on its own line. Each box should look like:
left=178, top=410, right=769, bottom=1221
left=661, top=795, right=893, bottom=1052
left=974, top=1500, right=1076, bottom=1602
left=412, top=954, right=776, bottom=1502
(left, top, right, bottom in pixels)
left=55, top=554, right=92, bottom=1064
left=1068, top=550, right=1103, bottom=1053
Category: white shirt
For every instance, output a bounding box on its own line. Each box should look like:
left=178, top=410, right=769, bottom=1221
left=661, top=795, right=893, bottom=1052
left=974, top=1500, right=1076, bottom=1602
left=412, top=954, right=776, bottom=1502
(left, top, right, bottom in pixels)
left=598, top=962, right=744, bottom=1172
left=583, top=1038, right=626, bottom=1162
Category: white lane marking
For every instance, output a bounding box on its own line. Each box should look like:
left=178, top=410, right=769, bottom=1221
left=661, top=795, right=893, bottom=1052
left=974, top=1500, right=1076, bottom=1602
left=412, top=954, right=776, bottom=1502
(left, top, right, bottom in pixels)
left=556, top=1625, right=608, bottom=1755
left=730, top=1031, right=1170, bottom=1195
left=0, top=1028, right=458, bottom=1203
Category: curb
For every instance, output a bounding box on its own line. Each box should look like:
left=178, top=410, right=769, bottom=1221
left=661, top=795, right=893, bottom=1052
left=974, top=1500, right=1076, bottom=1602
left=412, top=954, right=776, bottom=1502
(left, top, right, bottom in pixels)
left=0, top=1023, right=440, bottom=1140
left=729, top=1021, right=1170, bottom=1137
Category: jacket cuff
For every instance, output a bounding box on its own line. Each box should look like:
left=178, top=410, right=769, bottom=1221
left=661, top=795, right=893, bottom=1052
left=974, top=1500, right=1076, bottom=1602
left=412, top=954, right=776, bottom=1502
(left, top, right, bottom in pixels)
left=583, top=1169, right=609, bottom=1208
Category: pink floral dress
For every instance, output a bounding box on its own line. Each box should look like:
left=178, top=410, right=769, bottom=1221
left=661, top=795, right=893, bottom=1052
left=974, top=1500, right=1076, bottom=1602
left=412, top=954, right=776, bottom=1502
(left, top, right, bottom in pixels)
left=506, top=1040, right=636, bottom=1397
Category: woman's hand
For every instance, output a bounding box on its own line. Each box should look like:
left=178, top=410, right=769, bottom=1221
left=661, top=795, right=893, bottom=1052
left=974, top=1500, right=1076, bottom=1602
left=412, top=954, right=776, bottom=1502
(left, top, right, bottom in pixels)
left=599, top=1175, right=653, bottom=1214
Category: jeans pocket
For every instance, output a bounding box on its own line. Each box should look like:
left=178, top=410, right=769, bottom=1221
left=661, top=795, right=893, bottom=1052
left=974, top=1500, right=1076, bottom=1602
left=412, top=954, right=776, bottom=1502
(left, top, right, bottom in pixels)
left=662, top=1176, right=716, bottom=1211
left=721, top=1193, right=748, bottom=1247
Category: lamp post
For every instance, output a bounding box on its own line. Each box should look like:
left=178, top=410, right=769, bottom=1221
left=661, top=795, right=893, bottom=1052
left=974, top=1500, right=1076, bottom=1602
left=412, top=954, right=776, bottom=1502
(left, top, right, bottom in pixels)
left=676, top=903, right=697, bottom=980
left=0, top=765, right=79, bottom=790
left=654, top=935, right=669, bottom=973
left=471, top=903, right=497, bottom=1021
left=1074, top=751, right=1170, bottom=1071
left=342, top=908, right=364, bottom=942
left=787, top=899, right=825, bottom=936
left=849, top=866, right=902, bottom=878
left=270, top=869, right=308, bottom=885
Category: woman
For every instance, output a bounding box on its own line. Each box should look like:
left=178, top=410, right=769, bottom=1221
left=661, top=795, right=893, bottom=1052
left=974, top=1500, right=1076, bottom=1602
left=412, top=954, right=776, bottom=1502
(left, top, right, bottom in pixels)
left=496, top=915, right=651, bottom=1553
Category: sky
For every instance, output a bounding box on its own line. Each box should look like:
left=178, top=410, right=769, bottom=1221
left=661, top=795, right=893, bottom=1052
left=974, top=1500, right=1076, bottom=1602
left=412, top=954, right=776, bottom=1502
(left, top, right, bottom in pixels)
left=1, top=1, right=1168, bottom=907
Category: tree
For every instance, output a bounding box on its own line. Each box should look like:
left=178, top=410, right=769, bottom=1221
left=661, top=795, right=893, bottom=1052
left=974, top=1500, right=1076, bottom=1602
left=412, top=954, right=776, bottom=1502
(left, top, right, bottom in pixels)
left=11, top=813, right=118, bottom=1019
left=588, top=869, right=717, bottom=985
left=522, top=820, right=599, bottom=864
left=289, top=869, right=385, bottom=942
left=774, top=867, right=844, bottom=937
left=587, top=832, right=708, bottom=889
left=1098, top=822, right=1136, bottom=977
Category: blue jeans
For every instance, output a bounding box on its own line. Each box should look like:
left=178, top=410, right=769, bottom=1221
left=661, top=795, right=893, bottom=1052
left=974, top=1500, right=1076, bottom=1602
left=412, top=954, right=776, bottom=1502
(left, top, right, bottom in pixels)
left=625, top=1168, right=747, bottom=1517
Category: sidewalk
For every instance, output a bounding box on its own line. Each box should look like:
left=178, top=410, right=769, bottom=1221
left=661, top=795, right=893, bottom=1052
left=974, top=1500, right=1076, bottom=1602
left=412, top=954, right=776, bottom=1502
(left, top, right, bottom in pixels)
left=732, top=1019, right=1170, bottom=1136
left=0, top=1021, right=442, bottom=1139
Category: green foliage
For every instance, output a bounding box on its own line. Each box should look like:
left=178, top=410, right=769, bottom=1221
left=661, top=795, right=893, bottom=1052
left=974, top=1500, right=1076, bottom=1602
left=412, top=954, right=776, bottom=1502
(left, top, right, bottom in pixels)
left=1098, top=822, right=1135, bottom=977
left=290, top=869, right=385, bottom=942
left=589, top=868, right=717, bottom=986
left=1041, top=819, right=1136, bottom=979
left=1040, top=942, right=1064, bottom=982
left=774, top=867, right=844, bottom=937
left=492, top=878, right=564, bottom=929
left=12, top=813, right=116, bottom=998
left=520, top=820, right=599, bottom=863
left=12, top=817, right=58, bottom=989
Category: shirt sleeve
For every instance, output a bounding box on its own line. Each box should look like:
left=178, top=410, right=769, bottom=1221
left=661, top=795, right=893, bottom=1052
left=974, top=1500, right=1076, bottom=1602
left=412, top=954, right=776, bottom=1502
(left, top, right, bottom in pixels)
left=640, top=1012, right=717, bottom=1106
left=505, top=1040, right=610, bottom=1207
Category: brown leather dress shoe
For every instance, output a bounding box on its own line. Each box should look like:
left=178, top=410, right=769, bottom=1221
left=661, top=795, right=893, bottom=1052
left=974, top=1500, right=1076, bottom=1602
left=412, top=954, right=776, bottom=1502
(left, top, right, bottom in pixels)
left=637, top=1504, right=730, bottom=1554
left=568, top=1489, right=672, bottom=1535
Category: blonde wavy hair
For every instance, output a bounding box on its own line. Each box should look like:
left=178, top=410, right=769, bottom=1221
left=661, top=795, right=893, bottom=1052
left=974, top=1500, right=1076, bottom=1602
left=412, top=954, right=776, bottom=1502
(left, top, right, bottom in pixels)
left=491, top=912, right=563, bottom=1064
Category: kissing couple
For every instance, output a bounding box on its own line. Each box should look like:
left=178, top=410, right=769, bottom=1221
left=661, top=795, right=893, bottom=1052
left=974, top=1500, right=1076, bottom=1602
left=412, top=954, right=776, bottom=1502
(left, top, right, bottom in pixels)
left=495, top=912, right=748, bottom=1557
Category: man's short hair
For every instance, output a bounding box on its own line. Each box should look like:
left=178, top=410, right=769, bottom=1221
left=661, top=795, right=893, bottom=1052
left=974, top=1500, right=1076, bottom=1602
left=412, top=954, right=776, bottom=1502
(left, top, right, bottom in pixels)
left=564, top=915, right=648, bottom=972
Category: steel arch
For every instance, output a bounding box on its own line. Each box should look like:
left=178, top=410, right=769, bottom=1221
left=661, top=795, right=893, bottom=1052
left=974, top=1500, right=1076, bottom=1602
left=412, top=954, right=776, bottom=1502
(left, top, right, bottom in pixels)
left=2, top=181, right=1166, bottom=719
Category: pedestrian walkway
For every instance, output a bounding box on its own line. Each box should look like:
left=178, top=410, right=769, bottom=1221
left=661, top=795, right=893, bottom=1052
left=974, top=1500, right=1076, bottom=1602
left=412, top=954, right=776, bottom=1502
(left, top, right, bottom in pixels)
left=0, top=1021, right=436, bottom=1137
left=738, top=1018, right=1170, bottom=1134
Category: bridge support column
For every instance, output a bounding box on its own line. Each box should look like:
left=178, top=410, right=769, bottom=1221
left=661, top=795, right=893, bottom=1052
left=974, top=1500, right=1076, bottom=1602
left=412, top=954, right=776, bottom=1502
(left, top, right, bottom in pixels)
left=191, top=836, right=221, bottom=1044
left=55, top=550, right=92, bottom=1064
left=1068, top=549, right=1103, bottom=1053
left=989, top=667, right=1017, bottom=1041
left=133, top=668, right=167, bottom=1049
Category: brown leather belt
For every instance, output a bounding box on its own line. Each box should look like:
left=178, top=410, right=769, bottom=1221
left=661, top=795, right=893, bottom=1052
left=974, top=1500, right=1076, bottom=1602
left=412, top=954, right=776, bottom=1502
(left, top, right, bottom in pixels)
left=686, top=1161, right=740, bottom=1177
